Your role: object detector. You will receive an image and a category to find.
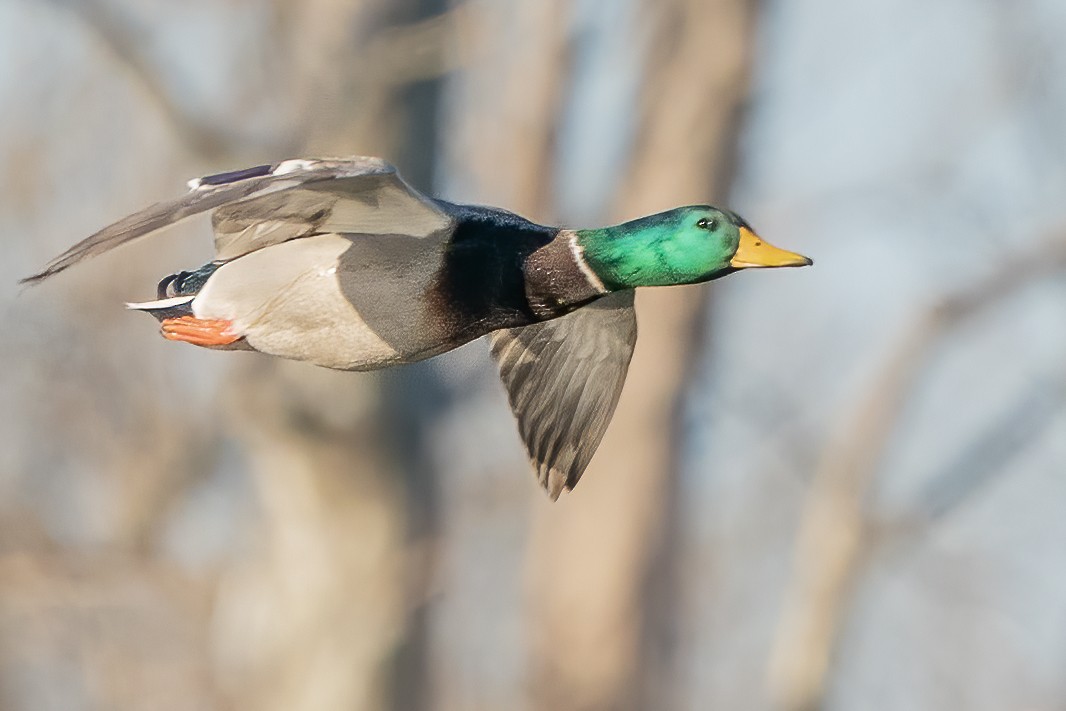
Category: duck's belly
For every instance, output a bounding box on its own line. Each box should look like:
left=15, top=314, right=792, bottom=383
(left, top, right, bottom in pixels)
left=192, top=233, right=458, bottom=371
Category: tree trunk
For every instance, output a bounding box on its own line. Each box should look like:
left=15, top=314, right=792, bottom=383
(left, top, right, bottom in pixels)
left=525, top=1, right=759, bottom=709
left=209, top=2, right=449, bottom=710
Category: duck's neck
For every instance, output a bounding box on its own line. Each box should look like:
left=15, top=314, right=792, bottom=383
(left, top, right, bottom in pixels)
left=573, top=221, right=683, bottom=290
left=522, top=229, right=612, bottom=319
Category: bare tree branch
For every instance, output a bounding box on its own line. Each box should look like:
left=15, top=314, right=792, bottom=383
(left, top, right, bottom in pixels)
left=768, top=233, right=1066, bottom=711
left=44, top=0, right=267, bottom=158
left=902, top=379, right=1061, bottom=524
left=44, top=0, right=475, bottom=161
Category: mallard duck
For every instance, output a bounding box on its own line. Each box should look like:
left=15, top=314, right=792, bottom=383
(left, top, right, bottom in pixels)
left=23, top=157, right=811, bottom=498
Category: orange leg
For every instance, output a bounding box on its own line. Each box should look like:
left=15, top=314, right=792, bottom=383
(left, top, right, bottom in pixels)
left=161, top=316, right=241, bottom=347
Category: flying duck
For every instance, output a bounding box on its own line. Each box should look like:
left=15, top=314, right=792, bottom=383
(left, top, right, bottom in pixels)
left=23, top=157, right=811, bottom=499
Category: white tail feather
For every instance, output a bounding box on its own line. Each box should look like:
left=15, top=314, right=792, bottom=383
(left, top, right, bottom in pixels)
left=125, top=295, right=195, bottom=311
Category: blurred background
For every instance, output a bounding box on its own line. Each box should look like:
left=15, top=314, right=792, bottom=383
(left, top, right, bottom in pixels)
left=3, top=0, right=1066, bottom=709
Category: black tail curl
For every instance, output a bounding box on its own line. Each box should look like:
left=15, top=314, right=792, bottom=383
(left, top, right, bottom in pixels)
left=156, top=261, right=222, bottom=299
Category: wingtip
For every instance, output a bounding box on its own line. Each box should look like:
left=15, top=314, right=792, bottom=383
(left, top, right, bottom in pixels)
left=544, top=467, right=570, bottom=501
left=20, top=256, right=74, bottom=286
left=18, top=270, right=50, bottom=287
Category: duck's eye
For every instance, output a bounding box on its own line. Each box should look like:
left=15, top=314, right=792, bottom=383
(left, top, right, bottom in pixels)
left=696, top=217, right=717, bottom=230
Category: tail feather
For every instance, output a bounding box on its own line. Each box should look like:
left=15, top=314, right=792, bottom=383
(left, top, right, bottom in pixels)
left=124, top=261, right=222, bottom=322
left=157, top=261, right=221, bottom=299
left=126, top=295, right=195, bottom=322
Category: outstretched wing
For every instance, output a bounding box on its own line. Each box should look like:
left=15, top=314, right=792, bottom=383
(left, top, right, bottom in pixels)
left=22, top=157, right=452, bottom=285
left=490, top=290, right=637, bottom=500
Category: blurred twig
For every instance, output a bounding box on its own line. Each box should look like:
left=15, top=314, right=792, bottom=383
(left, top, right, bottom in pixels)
left=45, top=0, right=475, bottom=161
left=443, top=0, right=571, bottom=217
left=768, top=234, right=1066, bottom=711
left=354, top=2, right=479, bottom=87
left=875, top=375, right=1064, bottom=540
left=44, top=0, right=261, bottom=158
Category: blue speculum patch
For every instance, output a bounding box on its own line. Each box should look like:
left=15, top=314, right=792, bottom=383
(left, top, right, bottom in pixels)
left=199, top=164, right=274, bottom=186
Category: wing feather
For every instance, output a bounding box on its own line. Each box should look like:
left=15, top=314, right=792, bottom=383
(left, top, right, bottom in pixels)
left=22, top=157, right=451, bottom=284
left=490, top=290, right=637, bottom=499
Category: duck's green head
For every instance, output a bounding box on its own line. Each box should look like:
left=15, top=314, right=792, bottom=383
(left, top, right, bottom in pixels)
left=575, top=206, right=811, bottom=290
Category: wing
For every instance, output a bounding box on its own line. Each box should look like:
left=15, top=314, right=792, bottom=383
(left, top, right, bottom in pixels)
left=21, top=157, right=452, bottom=285
left=490, top=290, right=637, bottom=500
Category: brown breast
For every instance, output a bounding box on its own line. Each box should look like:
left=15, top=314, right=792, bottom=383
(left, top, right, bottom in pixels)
left=522, top=230, right=609, bottom=320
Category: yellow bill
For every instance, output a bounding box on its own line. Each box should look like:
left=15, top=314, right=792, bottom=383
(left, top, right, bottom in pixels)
left=730, top=227, right=813, bottom=269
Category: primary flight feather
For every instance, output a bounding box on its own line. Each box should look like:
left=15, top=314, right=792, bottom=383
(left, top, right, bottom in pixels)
left=23, top=156, right=812, bottom=499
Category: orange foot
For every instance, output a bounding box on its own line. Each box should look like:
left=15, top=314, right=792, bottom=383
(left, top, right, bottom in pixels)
left=161, top=316, right=241, bottom=347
